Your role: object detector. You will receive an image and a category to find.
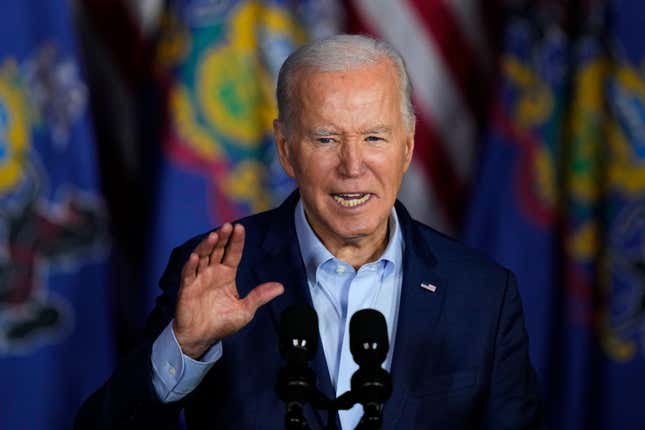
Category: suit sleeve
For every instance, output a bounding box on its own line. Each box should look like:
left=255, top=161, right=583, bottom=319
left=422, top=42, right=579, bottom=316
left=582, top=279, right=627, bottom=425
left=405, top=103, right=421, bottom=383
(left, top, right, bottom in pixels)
left=75, top=244, right=196, bottom=430
left=484, top=271, right=545, bottom=430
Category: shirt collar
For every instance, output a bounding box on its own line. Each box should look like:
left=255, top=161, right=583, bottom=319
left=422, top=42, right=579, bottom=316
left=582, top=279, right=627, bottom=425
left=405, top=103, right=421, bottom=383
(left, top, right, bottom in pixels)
left=294, top=199, right=404, bottom=286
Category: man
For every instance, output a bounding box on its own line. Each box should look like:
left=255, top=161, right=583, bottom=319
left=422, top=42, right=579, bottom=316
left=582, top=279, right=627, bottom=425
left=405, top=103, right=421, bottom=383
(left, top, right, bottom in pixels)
left=77, top=35, right=543, bottom=429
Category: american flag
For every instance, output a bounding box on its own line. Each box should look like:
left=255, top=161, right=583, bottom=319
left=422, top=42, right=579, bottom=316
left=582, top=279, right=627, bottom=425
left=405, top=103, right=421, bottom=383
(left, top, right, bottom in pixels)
left=420, top=282, right=438, bottom=293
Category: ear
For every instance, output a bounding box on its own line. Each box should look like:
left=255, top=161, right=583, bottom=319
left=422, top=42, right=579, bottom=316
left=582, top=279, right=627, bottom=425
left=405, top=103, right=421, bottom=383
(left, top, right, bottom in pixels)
left=273, top=119, right=296, bottom=178
left=402, top=122, right=415, bottom=172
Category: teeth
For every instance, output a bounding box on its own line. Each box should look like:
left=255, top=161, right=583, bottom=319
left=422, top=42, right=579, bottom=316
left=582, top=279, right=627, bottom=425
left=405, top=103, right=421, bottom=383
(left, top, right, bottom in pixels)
left=333, top=193, right=371, bottom=207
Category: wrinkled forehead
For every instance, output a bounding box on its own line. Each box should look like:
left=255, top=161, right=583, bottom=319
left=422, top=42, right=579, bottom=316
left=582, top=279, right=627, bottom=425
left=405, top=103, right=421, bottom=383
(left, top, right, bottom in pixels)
left=289, top=61, right=404, bottom=129
left=292, top=58, right=400, bottom=95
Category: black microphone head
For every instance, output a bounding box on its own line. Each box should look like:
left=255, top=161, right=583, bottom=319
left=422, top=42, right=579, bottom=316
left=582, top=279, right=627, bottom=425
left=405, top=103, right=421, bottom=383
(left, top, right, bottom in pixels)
left=349, top=309, right=389, bottom=367
left=278, top=304, right=319, bottom=364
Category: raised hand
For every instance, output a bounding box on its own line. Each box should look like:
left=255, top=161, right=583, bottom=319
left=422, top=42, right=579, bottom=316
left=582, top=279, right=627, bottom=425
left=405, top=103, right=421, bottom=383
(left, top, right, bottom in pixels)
left=172, top=223, right=284, bottom=359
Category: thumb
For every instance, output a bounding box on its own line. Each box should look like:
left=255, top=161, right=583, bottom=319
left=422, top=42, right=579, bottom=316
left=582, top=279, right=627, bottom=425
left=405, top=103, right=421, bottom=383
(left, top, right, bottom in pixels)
left=242, top=282, right=284, bottom=315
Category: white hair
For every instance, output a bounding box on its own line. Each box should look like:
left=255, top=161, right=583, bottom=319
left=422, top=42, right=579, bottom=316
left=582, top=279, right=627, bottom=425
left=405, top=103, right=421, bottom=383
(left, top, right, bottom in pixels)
left=276, top=34, right=416, bottom=133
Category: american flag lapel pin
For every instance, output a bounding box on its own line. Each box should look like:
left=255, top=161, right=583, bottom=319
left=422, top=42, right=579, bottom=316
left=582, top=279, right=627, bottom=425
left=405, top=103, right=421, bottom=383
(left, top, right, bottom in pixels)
left=420, top=282, right=437, bottom=293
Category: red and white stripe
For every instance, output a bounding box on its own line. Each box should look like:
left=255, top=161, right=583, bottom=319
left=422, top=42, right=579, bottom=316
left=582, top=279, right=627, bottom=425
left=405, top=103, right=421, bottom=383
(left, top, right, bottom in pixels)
left=347, top=0, right=489, bottom=234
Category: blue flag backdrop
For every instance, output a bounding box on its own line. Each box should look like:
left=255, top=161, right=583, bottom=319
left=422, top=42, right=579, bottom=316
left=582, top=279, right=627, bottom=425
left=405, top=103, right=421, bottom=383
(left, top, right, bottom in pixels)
left=0, top=1, right=115, bottom=429
left=465, top=1, right=645, bottom=429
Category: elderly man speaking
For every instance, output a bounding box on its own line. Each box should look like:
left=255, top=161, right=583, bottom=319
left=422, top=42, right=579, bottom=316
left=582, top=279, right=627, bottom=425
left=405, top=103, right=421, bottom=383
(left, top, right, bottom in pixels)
left=77, top=35, right=543, bottom=429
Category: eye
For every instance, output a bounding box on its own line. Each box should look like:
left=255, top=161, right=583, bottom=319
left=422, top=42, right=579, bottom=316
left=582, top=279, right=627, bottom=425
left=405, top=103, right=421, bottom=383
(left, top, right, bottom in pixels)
left=365, top=135, right=384, bottom=142
left=317, top=137, right=335, bottom=144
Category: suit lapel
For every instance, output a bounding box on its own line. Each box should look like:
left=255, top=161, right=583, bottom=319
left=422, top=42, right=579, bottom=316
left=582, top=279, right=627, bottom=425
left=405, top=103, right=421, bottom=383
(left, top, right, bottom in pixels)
left=382, top=202, right=448, bottom=429
left=252, top=192, right=335, bottom=428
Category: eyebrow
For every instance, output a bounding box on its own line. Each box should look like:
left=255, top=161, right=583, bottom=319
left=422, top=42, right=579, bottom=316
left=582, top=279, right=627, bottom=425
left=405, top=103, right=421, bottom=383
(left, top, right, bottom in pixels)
left=310, top=128, right=342, bottom=136
left=309, top=126, right=392, bottom=136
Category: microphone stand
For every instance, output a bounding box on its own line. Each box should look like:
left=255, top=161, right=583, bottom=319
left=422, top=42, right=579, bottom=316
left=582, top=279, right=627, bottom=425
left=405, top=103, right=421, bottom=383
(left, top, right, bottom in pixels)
left=329, top=383, right=388, bottom=430
left=277, top=365, right=317, bottom=430
left=278, top=368, right=391, bottom=430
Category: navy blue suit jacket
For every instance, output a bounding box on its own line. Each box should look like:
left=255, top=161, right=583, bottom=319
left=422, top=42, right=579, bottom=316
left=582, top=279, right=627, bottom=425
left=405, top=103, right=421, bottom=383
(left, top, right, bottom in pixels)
left=77, top=191, right=544, bottom=429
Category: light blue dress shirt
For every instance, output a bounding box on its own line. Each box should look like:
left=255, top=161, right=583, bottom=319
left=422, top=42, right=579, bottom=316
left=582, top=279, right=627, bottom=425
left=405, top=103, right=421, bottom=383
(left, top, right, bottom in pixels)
left=151, top=199, right=404, bottom=430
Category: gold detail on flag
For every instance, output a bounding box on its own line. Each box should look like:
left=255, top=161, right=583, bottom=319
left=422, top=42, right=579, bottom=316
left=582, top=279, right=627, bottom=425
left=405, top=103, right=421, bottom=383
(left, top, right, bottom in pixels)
left=0, top=60, right=31, bottom=193
left=170, top=84, right=221, bottom=160
left=503, top=56, right=553, bottom=128
left=607, top=65, right=645, bottom=194
left=223, top=160, right=270, bottom=212
left=567, top=221, right=598, bottom=260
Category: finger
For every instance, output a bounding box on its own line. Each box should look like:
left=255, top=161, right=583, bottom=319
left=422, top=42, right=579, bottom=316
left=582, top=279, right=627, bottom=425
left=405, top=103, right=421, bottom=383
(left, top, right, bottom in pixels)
left=222, top=224, right=245, bottom=268
left=191, top=233, right=217, bottom=273
left=241, top=282, right=285, bottom=316
left=197, top=255, right=210, bottom=273
left=210, top=223, right=233, bottom=264
left=193, top=231, right=218, bottom=258
left=181, top=252, right=200, bottom=282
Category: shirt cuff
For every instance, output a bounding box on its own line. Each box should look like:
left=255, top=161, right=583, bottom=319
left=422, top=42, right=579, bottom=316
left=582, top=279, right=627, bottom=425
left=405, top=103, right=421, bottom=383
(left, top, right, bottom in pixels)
left=151, top=320, right=222, bottom=402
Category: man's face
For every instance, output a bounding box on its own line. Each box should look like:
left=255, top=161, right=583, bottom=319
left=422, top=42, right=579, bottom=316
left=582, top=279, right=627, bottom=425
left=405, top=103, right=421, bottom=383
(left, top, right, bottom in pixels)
left=275, top=59, right=414, bottom=250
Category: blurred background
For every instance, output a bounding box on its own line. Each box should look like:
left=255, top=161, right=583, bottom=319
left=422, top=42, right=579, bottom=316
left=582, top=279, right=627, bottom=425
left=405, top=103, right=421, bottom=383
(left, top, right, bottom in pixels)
left=0, top=0, right=643, bottom=428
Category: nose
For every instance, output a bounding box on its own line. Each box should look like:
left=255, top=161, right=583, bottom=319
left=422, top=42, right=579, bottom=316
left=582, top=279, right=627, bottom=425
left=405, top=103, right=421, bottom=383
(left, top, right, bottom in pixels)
left=338, top=140, right=365, bottom=178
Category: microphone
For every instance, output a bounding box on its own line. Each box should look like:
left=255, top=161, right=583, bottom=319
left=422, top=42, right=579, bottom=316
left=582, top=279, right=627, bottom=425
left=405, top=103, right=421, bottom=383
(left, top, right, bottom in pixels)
left=349, top=309, right=392, bottom=429
left=279, top=304, right=318, bottom=363
left=349, top=309, right=389, bottom=368
left=277, top=304, right=319, bottom=429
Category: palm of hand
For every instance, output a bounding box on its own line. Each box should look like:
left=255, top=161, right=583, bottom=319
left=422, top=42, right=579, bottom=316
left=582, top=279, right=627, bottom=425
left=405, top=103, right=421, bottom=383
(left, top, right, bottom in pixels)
left=173, top=223, right=284, bottom=359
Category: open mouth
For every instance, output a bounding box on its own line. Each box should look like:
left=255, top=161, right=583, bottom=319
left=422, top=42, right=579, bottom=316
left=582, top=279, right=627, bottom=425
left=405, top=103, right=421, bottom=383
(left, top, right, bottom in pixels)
left=331, top=193, right=372, bottom=208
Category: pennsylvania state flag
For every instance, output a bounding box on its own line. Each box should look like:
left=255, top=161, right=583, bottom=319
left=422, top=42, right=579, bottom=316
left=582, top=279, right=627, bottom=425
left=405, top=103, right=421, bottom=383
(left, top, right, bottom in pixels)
left=465, top=1, right=645, bottom=429
left=0, top=1, right=115, bottom=429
